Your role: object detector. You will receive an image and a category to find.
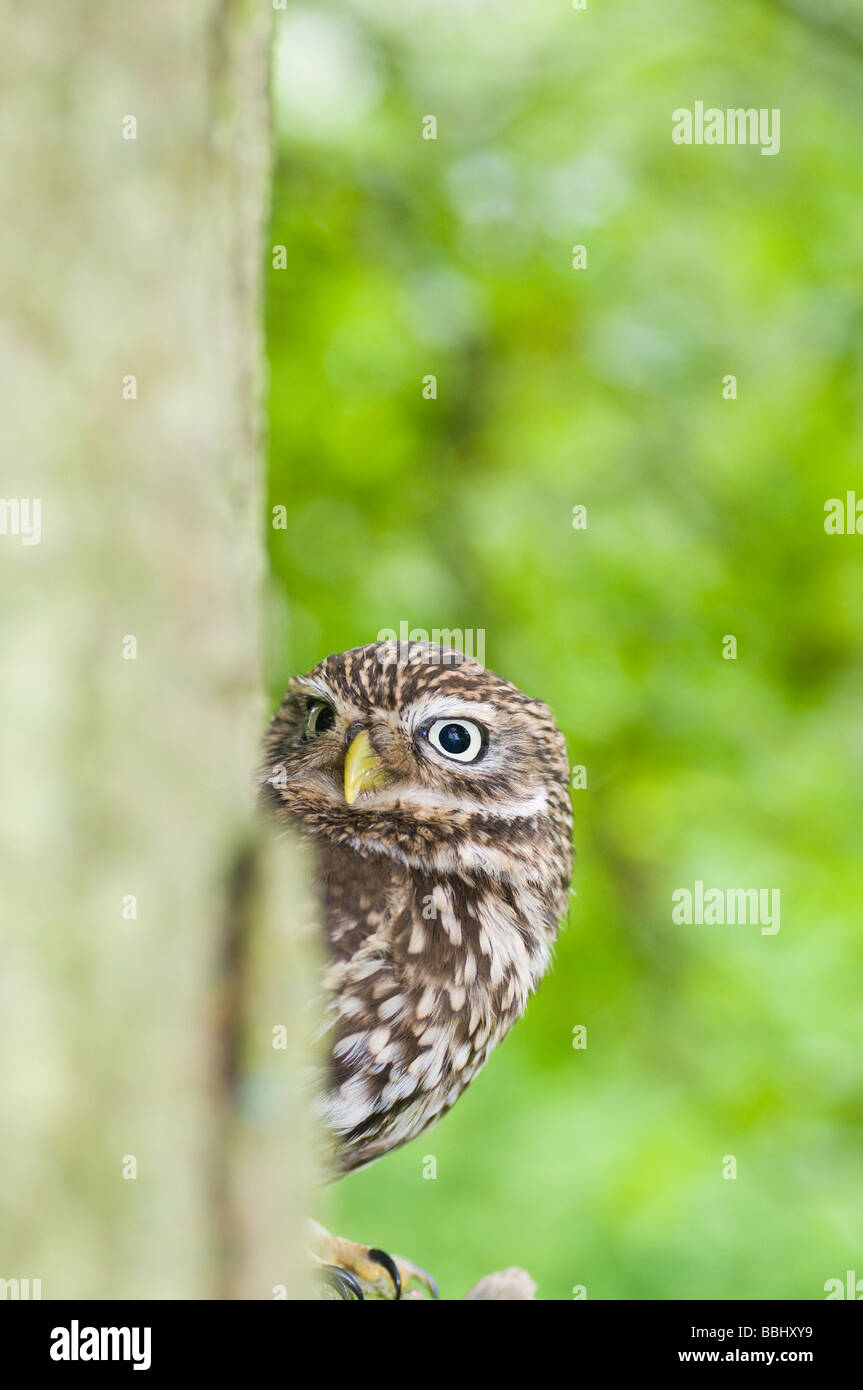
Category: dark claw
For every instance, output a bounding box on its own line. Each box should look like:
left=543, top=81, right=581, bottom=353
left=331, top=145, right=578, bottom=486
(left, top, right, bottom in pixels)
left=320, top=1265, right=364, bottom=1301
left=368, top=1249, right=439, bottom=1300
left=368, top=1248, right=401, bottom=1300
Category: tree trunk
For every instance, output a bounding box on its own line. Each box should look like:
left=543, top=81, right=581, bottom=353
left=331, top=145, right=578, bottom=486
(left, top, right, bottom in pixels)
left=0, top=1, right=311, bottom=1299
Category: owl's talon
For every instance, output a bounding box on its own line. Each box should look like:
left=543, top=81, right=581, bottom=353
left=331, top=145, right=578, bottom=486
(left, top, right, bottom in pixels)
left=366, top=1249, right=439, bottom=1299
left=308, top=1219, right=437, bottom=1300
left=368, top=1248, right=439, bottom=1300
left=402, top=1260, right=439, bottom=1300
left=367, top=1248, right=401, bottom=1300
left=320, top=1265, right=364, bottom=1300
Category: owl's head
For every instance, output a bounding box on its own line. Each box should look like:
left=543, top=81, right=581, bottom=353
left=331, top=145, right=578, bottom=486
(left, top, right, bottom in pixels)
left=260, top=641, right=572, bottom=885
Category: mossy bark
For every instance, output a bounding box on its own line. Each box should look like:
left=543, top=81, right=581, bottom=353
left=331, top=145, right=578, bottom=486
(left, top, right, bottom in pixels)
left=0, top=1, right=312, bottom=1299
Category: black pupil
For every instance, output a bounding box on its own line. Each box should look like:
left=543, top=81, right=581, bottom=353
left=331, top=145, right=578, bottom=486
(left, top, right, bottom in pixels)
left=312, top=703, right=335, bottom=733
left=439, top=722, right=471, bottom=755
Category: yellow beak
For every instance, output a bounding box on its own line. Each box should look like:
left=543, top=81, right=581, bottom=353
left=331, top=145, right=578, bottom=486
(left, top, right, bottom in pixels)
left=344, top=729, right=390, bottom=805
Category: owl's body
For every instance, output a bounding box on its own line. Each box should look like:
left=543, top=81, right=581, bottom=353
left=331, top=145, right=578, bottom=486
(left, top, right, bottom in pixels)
left=261, top=642, right=572, bottom=1180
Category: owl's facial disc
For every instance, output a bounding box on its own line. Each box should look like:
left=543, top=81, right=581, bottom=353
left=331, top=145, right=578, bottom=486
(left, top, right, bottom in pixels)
left=260, top=646, right=571, bottom=860
left=276, top=680, right=537, bottom=811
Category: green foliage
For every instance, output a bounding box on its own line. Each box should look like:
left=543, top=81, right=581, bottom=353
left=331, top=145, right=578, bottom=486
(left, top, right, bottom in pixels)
left=266, top=0, right=863, bottom=1298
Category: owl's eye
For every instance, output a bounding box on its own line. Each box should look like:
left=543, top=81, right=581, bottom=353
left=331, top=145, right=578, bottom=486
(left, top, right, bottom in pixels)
left=305, top=701, right=336, bottom=737
left=426, top=718, right=485, bottom=763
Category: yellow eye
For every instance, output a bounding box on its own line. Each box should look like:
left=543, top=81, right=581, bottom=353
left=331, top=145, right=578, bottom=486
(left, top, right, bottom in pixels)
left=305, top=701, right=336, bottom=737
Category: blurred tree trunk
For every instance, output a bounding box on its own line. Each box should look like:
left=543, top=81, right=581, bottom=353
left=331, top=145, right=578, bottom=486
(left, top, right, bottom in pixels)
left=0, top=1, right=313, bottom=1298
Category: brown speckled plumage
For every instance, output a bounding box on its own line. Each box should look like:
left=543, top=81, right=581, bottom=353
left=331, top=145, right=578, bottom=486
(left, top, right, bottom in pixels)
left=260, top=641, right=572, bottom=1179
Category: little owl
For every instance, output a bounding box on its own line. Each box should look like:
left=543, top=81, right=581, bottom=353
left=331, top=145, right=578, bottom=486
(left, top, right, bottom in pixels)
left=260, top=641, right=572, bottom=1298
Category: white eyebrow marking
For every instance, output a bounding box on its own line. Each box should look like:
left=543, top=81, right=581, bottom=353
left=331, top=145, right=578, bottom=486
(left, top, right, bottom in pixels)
left=401, top=695, right=499, bottom=730
left=292, top=677, right=333, bottom=702
left=290, top=679, right=371, bottom=724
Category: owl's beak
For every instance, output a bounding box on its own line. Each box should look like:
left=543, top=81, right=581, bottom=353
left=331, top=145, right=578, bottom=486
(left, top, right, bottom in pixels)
left=344, top=729, right=390, bottom=805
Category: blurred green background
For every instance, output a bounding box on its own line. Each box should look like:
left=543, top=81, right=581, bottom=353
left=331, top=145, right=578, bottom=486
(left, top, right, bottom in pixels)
left=264, top=0, right=863, bottom=1298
